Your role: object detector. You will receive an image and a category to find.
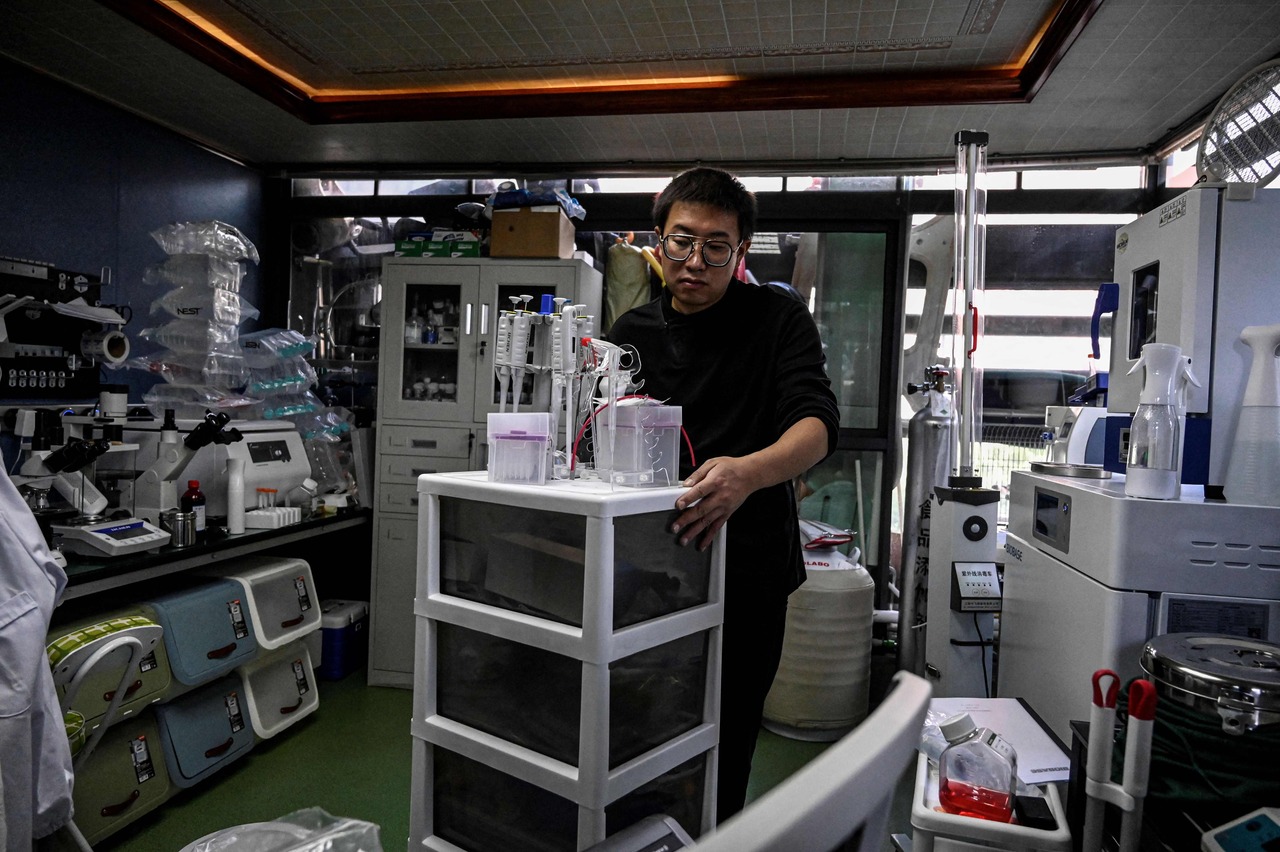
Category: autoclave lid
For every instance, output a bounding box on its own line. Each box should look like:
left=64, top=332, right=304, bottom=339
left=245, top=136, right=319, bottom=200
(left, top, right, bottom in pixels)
left=1140, top=633, right=1280, bottom=734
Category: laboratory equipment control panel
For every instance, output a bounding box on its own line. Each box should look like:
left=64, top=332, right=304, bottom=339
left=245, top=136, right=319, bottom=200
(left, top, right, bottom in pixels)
left=950, top=562, right=1002, bottom=612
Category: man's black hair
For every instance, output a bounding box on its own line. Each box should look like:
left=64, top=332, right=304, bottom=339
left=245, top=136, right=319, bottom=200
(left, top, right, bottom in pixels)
left=652, top=167, right=757, bottom=243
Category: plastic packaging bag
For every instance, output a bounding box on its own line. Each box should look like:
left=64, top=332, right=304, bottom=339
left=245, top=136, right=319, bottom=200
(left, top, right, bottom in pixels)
left=151, top=285, right=260, bottom=326
left=139, top=318, right=241, bottom=352
left=246, top=358, right=318, bottom=396
left=142, top=384, right=261, bottom=420
left=239, top=328, right=316, bottom=367
left=152, top=220, right=260, bottom=264
left=127, top=351, right=249, bottom=388
left=143, top=254, right=246, bottom=292
left=178, top=807, right=381, bottom=851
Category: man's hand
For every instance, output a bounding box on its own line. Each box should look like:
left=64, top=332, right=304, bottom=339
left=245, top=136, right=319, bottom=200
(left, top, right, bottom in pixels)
left=671, top=456, right=758, bottom=551
left=669, top=417, right=831, bottom=552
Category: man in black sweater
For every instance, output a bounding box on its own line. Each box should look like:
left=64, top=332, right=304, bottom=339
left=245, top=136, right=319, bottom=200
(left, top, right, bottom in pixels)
left=607, top=167, right=840, bottom=824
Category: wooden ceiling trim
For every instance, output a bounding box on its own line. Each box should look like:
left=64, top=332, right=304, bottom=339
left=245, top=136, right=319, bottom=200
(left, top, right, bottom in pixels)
left=99, top=0, right=319, bottom=119
left=96, top=0, right=1098, bottom=123
left=1019, top=0, right=1108, bottom=100
left=310, top=70, right=1026, bottom=123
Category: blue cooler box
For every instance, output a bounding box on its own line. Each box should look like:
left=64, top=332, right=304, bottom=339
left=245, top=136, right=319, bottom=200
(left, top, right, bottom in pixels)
left=145, top=579, right=259, bottom=689
left=312, top=600, right=368, bottom=680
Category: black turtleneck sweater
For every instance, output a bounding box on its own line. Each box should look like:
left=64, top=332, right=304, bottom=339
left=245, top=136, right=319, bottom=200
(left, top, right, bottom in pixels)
left=606, top=279, right=839, bottom=597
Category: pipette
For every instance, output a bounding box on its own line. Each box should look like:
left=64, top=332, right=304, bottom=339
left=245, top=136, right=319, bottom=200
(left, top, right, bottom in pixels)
left=509, top=295, right=534, bottom=412
left=494, top=310, right=513, bottom=412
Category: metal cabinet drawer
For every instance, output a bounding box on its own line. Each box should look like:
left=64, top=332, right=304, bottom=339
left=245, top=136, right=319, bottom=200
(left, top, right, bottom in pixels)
left=378, top=455, right=472, bottom=514
left=379, top=454, right=472, bottom=487
left=379, top=424, right=472, bottom=457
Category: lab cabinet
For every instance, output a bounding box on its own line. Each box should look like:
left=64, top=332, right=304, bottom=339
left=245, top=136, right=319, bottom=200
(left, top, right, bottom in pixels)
left=369, top=256, right=602, bottom=687
left=370, top=515, right=420, bottom=684
left=409, top=472, right=725, bottom=851
left=378, top=257, right=602, bottom=423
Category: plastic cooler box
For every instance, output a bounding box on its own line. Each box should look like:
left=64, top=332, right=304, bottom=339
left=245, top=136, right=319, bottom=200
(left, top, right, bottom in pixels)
left=304, top=599, right=369, bottom=680
left=46, top=609, right=172, bottom=731
left=144, top=579, right=259, bottom=689
left=154, top=674, right=256, bottom=788
left=237, top=639, right=319, bottom=739
left=69, top=706, right=174, bottom=844
left=200, top=556, right=321, bottom=651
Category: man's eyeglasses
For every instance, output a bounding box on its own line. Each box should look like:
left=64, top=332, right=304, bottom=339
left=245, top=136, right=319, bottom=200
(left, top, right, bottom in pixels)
left=659, top=233, right=741, bottom=268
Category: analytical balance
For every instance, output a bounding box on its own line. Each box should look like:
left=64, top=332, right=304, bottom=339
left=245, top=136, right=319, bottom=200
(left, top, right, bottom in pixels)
left=51, top=516, right=170, bottom=558
left=997, top=466, right=1280, bottom=742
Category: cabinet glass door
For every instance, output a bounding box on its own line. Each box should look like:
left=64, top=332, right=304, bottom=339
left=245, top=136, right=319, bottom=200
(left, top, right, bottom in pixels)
left=381, top=261, right=480, bottom=422
left=473, top=264, right=578, bottom=417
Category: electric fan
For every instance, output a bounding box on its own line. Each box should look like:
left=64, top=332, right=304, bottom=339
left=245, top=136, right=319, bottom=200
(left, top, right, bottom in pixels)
left=1196, top=58, right=1280, bottom=187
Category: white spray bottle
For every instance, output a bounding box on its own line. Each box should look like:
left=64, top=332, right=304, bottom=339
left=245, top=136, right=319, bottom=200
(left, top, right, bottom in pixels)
left=1223, top=323, right=1280, bottom=507
left=1125, top=342, right=1200, bottom=500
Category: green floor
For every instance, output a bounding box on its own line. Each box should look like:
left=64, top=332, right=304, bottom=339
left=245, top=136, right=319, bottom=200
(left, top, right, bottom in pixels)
left=94, top=674, right=911, bottom=851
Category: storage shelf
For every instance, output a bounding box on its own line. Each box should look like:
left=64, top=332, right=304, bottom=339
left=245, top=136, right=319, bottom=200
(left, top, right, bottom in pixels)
left=409, top=472, right=725, bottom=850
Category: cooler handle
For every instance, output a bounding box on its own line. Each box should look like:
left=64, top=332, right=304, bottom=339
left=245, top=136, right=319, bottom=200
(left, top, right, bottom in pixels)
left=100, top=789, right=139, bottom=817
left=104, top=679, right=143, bottom=702
left=205, top=737, right=234, bottom=758
left=207, top=642, right=237, bottom=660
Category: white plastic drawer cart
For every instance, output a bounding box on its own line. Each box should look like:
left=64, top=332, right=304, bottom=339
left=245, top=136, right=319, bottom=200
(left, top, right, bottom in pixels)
left=410, top=471, right=726, bottom=851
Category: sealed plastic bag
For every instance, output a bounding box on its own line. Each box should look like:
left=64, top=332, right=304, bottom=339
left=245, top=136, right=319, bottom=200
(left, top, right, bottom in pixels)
left=152, top=220, right=260, bottom=264
left=178, top=807, right=381, bottom=851
left=143, top=254, right=246, bottom=291
left=151, top=285, right=260, bottom=326
left=139, top=318, right=241, bottom=352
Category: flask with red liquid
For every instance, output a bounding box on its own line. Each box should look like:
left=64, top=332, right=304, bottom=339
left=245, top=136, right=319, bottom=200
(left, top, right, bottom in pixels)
left=937, top=712, right=1017, bottom=822
left=180, top=479, right=207, bottom=539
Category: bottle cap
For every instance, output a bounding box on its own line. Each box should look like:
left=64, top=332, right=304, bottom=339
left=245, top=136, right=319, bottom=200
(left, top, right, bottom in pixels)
left=188, top=480, right=200, bottom=488
left=939, top=713, right=977, bottom=743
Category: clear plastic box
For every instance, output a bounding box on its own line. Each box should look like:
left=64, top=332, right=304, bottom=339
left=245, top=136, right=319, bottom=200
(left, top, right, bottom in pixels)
left=435, top=622, right=709, bottom=768
left=438, top=494, right=712, bottom=628
left=593, top=404, right=683, bottom=487
left=426, top=744, right=707, bottom=851
left=487, top=412, right=551, bottom=484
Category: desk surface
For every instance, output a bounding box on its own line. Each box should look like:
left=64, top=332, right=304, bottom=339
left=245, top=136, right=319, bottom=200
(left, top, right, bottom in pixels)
left=61, top=508, right=371, bottom=600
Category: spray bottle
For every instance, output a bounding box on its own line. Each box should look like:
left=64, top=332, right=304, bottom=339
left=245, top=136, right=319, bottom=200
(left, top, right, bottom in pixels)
left=1223, top=323, right=1280, bottom=507
left=1125, top=342, right=1200, bottom=500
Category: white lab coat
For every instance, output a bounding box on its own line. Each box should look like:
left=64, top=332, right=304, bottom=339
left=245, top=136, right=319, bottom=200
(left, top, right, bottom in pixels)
left=0, top=465, right=73, bottom=849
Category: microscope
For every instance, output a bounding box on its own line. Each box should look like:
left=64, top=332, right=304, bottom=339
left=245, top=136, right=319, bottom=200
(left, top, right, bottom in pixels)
left=131, top=409, right=244, bottom=527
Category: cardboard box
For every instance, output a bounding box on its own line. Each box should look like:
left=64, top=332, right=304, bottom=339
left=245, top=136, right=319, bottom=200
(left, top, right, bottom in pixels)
left=489, top=206, right=576, bottom=259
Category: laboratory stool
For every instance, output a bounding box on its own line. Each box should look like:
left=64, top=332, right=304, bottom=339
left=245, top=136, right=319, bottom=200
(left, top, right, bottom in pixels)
left=900, top=754, right=1072, bottom=852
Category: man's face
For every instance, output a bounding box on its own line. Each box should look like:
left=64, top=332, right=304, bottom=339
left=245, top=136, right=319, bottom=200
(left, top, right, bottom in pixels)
left=656, top=201, right=749, bottom=315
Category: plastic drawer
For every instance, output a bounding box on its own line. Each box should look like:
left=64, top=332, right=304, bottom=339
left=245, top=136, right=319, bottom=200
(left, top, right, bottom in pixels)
left=202, top=556, right=320, bottom=651
left=47, top=609, right=171, bottom=730
left=155, top=674, right=256, bottom=788
left=70, top=707, right=174, bottom=845
left=436, top=622, right=709, bottom=768
left=438, top=496, right=711, bottom=628
left=237, top=640, right=319, bottom=739
left=145, top=579, right=259, bottom=687
left=425, top=743, right=707, bottom=852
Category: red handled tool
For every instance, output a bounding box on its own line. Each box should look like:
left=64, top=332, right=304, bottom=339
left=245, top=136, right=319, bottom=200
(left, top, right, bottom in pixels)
left=1081, top=670, right=1157, bottom=852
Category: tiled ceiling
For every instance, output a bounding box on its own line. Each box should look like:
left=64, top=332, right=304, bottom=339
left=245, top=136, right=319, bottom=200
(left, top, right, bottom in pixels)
left=3, top=0, right=1279, bottom=172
